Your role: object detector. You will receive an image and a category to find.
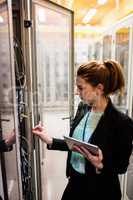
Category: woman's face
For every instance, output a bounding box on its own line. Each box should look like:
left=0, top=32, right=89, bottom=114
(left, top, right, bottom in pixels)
left=76, top=76, right=100, bottom=105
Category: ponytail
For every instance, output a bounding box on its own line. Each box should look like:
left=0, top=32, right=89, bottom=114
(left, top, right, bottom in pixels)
left=77, top=59, right=125, bottom=96
left=104, top=60, right=125, bottom=95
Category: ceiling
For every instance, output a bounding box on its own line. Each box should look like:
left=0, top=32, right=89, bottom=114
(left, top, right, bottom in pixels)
left=50, top=0, right=133, bottom=28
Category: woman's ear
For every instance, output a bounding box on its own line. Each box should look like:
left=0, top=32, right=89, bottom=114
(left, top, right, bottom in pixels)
left=96, top=83, right=104, bottom=95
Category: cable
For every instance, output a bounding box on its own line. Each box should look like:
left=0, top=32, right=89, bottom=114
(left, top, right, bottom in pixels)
left=13, top=37, right=26, bottom=88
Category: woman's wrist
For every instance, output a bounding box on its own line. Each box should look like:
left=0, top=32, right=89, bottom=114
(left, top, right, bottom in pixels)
left=40, top=134, right=53, bottom=145
left=47, top=137, right=53, bottom=145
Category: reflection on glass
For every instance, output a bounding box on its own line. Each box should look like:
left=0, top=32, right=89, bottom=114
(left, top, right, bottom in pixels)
left=0, top=1, right=19, bottom=199
left=0, top=2, right=13, bottom=113
left=94, top=42, right=101, bottom=60
left=103, top=35, right=112, bottom=60
left=113, top=28, right=129, bottom=112
left=35, top=5, right=71, bottom=107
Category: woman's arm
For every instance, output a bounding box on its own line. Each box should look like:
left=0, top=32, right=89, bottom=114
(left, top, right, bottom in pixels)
left=47, top=138, right=69, bottom=151
left=32, top=122, right=69, bottom=151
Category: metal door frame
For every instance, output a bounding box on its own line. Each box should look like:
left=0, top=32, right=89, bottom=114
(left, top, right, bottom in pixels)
left=27, top=0, right=74, bottom=199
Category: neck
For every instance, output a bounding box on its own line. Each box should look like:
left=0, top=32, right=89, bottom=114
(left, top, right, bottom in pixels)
left=92, top=96, right=108, bottom=112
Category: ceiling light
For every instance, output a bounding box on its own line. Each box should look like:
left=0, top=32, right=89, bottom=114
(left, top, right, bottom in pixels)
left=82, top=9, right=97, bottom=24
left=97, top=0, right=108, bottom=5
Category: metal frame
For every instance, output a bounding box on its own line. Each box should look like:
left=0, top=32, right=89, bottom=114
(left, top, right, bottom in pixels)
left=20, top=0, right=39, bottom=199
left=31, top=0, right=74, bottom=199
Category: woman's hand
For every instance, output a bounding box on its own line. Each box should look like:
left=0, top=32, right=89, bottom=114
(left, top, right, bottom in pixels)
left=5, top=129, right=16, bottom=146
left=32, top=122, right=53, bottom=145
left=72, top=145, right=103, bottom=170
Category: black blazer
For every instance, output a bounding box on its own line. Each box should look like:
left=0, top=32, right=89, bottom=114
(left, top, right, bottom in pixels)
left=48, top=98, right=133, bottom=199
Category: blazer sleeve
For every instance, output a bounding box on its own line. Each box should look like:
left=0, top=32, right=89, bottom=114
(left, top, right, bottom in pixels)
left=47, top=138, right=69, bottom=151
left=114, top=117, right=133, bottom=174
left=0, top=139, right=13, bottom=152
left=47, top=101, right=86, bottom=151
left=102, top=117, right=133, bottom=175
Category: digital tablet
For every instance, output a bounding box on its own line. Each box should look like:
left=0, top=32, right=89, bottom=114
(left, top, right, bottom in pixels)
left=64, top=136, right=99, bottom=155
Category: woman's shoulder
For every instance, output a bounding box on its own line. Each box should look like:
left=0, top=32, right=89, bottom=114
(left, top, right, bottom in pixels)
left=105, top=98, right=133, bottom=127
left=110, top=105, right=133, bottom=128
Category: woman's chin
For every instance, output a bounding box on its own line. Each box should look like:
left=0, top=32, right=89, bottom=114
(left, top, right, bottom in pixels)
left=82, top=99, right=91, bottom=105
left=82, top=100, right=92, bottom=105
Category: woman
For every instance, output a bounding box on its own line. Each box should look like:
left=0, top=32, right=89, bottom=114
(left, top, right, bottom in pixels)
left=32, top=60, right=133, bottom=200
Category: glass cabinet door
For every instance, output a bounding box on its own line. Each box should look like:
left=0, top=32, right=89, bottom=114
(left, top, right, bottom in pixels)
left=114, top=26, right=132, bottom=200
left=93, top=41, right=102, bottom=61
left=114, top=27, right=130, bottom=113
left=103, top=35, right=112, bottom=60
left=32, top=1, right=74, bottom=199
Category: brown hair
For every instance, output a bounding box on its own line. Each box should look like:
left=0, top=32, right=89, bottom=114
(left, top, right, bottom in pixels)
left=77, top=60, right=125, bottom=96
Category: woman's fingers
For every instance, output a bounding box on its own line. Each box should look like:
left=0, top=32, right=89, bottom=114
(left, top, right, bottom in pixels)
left=72, top=144, right=103, bottom=169
left=32, top=130, right=40, bottom=134
left=32, top=126, right=42, bottom=131
left=32, top=121, right=47, bottom=140
left=77, top=146, right=94, bottom=159
left=75, top=146, right=103, bottom=168
left=72, top=145, right=90, bottom=159
left=33, top=124, right=42, bottom=129
left=72, top=145, right=83, bottom=153
left=33, top=122, right=44, bottom=131
left=98, top=148, right=103, bottom=160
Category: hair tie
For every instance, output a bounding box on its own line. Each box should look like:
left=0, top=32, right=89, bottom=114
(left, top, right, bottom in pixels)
left=104, top=61, right=112, bottom=71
